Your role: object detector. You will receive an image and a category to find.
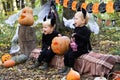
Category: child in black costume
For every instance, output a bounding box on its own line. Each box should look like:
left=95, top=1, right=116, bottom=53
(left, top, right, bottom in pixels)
left=58, top=8, right=92, bottom=74
left=29, top=10, right=61, bottom=70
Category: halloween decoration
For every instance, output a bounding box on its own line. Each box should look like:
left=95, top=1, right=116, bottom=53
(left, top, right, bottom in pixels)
left=1, top=53, right=12, bottom=63
left=18, top=7, right=34, bottom=26
left=114, top=0, right=120, bottom=12
left=71, top=1, right=77, bottom=11
left=51, top=36, right=70, bottom=55
left=106, top=1, right=114, bottom=13
left=86, top=3, right=93, bottom=13
left=92, top=3, right=99, bottom=14
left=63, top=0, right=69, bottom=8
left=55, top=0, right=60, bottom=4
left=11, top=54, right=28, bottom=64
left=99, top=2, right=106, bottom=13
left=66, top=68, right=80, bottom=80
left=81, top=3, right=87, bottom=10
left=3, top=60, right=15, bottom=68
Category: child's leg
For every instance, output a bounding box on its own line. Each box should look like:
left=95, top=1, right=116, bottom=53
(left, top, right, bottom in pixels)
left=39, top=49, right=55, bottom=70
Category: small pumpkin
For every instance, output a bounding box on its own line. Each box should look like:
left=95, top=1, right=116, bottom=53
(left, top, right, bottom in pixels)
left=1, top=53, right=12, bottom=63
left=18, top=7, right=34, bottom=26
left=11, top=54, right=28, bottom=64
left=66, top=68, right=80, bottom=80
left=51, top=36, right=70, bottom=55
left=112, top=71, right=120, bottom=80
left=3, top=60, right=15, bottom=68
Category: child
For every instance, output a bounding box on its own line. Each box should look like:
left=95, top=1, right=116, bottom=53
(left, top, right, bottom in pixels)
left=28, top=11, right=61, bottom=70
left=58, top=8, right=92, bottom=74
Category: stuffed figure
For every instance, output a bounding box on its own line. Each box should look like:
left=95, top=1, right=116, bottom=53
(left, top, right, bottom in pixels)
left=18, top=7, right=36, bottom=57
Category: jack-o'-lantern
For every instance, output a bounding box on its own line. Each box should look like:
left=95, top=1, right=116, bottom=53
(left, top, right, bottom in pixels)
left=18, top=7, right=34, bottom=26
left=51, top=36, right=70, bottom=55
left=66, top=68, right=80, bottom=80
left=1, top=53, right=12, bottom=63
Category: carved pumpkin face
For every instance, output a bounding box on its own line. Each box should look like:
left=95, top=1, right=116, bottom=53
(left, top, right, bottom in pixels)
left=66, top=68, right=80, bottom=80
left=18, top=7, right=34, bottom=26
left=51, top=36, right=70, bottom=55
left=1, top=53, right=12, bottom=63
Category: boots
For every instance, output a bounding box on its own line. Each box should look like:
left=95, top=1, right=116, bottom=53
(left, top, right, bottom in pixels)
left=27, top=61, right=40, bottom=69
left=39, top=62, right=49, bottom=70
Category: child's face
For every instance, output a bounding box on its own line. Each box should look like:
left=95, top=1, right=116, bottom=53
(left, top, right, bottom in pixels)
left=74, top=12, right=85, bottom=27
left=42, top=23, right=54, bottom=35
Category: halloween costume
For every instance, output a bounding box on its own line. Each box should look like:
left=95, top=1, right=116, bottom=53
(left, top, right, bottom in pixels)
left=28, top=1, right=60, bottom=69
left=59, top=8, right=92, bottom=74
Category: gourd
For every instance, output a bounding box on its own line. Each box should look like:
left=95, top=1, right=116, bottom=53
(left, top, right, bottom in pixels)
left=3, top=60, right=15, bottom=68
left=11, top=54, right=28, bottom=64
left=51, top=36, right=70, bottom=55
left=1, top=53, right=12, bottom=63
left=66, top=68, right=80, bottom=80
left=18, top=7, right=34, bottom=26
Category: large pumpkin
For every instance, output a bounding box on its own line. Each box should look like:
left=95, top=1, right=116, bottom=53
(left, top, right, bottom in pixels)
left=3, top=60, right=15, bottom=68
left=18, top=7, right=34, bottom=26
left=66, top=68, right=80, bottom=80
left=51, top=36, right=70, bottom=55
left=11, top=54, right=28, bottom=64
left=1, top=53, right=12, bottom=63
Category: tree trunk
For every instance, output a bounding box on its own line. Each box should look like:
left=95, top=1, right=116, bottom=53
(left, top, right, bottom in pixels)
left=18, top=26, right=36, bottom=57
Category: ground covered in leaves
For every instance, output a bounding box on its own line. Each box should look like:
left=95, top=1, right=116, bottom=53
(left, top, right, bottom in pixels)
left=0, top=60, right=95, bottom=80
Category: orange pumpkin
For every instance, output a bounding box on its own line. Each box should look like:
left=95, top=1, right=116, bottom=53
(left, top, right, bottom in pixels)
left=1, top=53, right=12, bottom=63
left=106, top=1, right=114, bottom=13
left=92, top=3, right=99, bottom=14
left=51, top=36, right=70, bottom=55
left=3, top=60, right=15, bottom=68
left=18, top=7, right=34, bottom=26
left=66, top=68, right=80, bottom=80
left=112, top=71, right=120, bottom=80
